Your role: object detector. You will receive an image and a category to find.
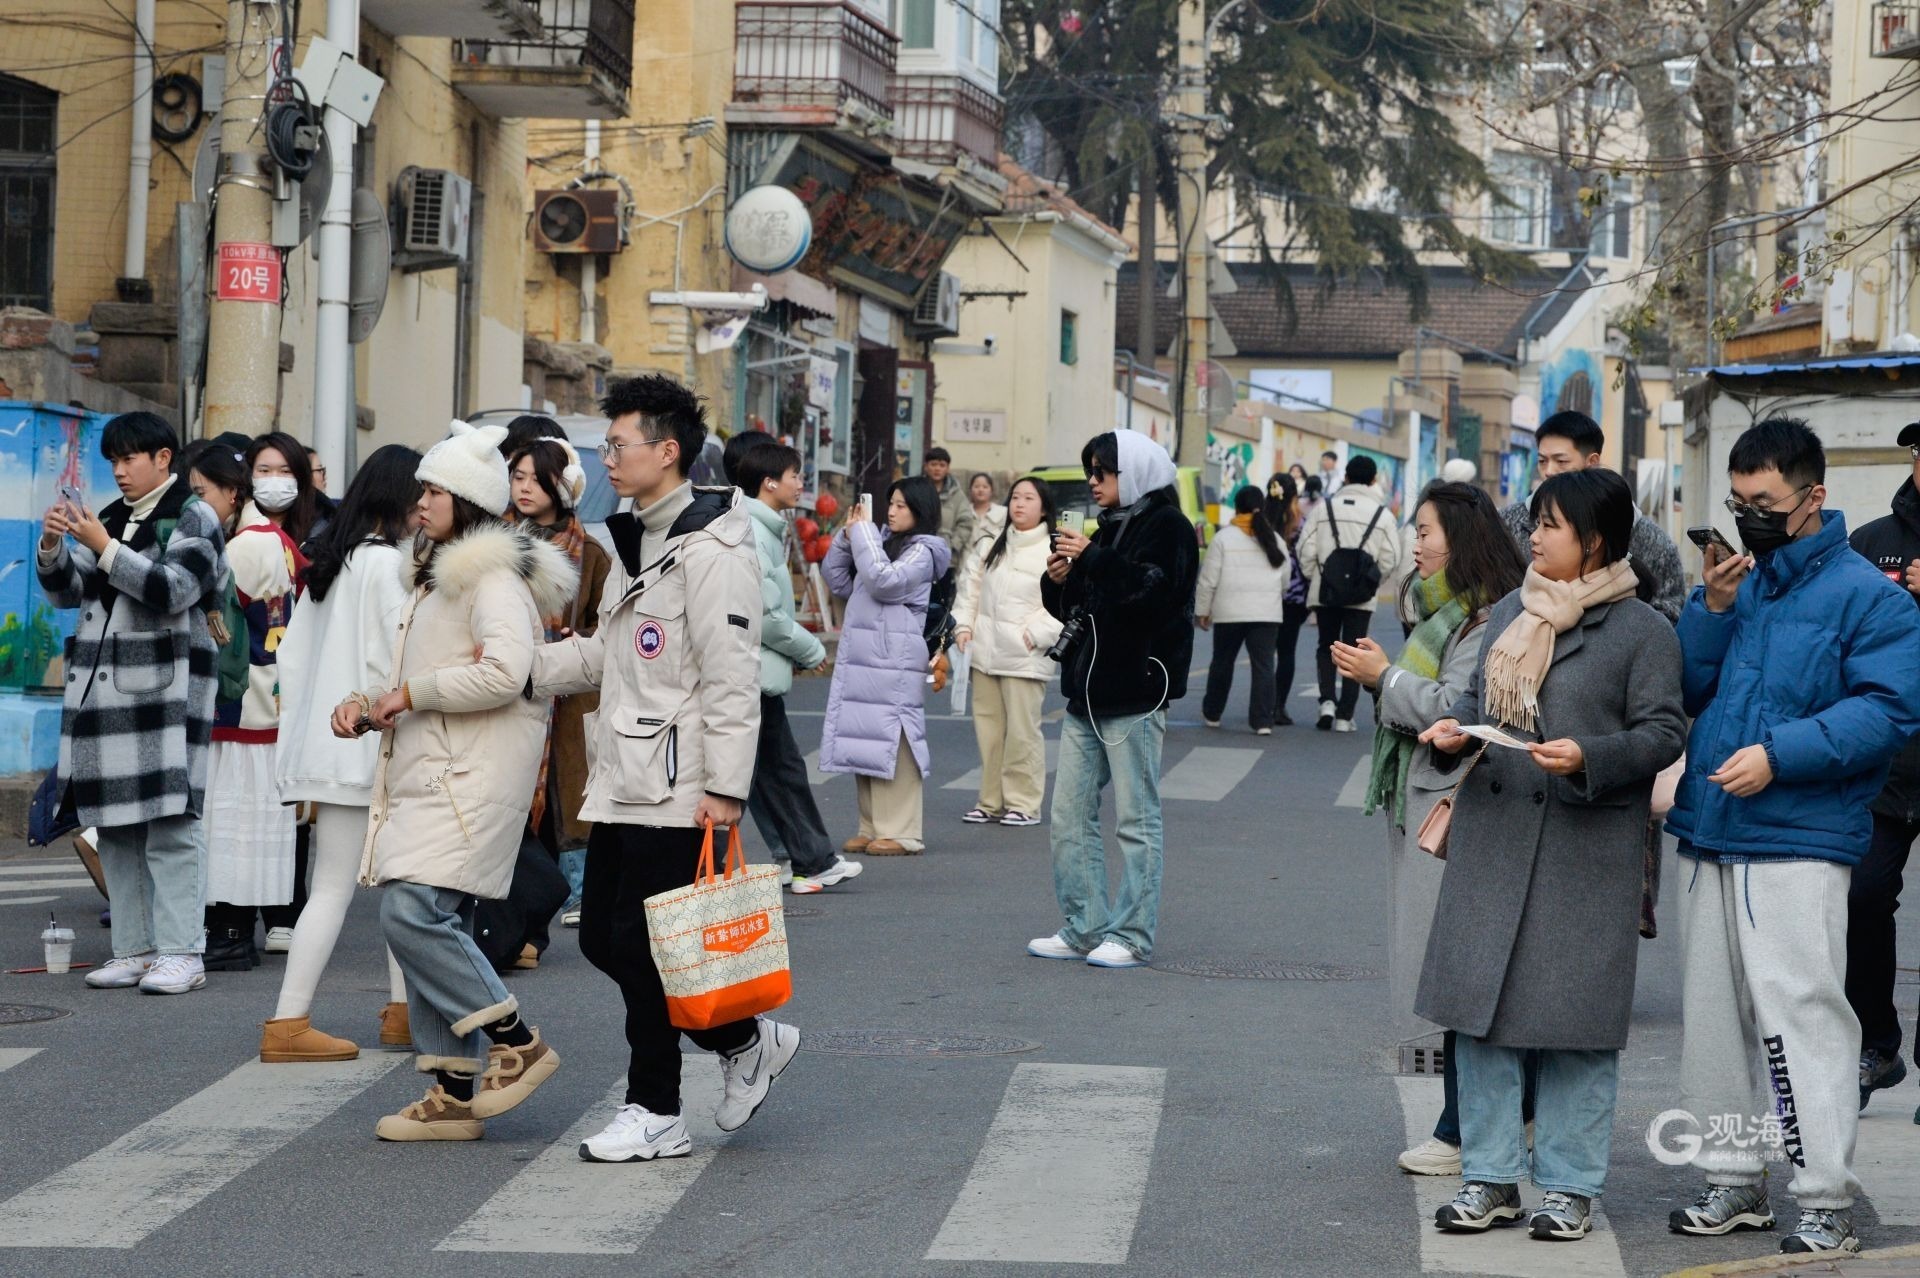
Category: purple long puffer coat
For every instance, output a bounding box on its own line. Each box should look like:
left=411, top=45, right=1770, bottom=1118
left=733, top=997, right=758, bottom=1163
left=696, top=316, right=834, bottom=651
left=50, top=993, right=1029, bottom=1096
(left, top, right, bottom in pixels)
left=819, top=522, right=952, bottom=780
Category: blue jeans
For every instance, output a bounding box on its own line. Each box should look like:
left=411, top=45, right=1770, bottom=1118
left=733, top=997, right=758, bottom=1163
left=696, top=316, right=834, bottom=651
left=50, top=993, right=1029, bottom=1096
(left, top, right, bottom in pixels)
left=558, top=849, right=586, bottom=906
left=1048, top=710, right=1166, bottom=960
left=382, top=882, right=517, bottom=1077
left=1456, top=1035, right=1620, bottom=1199
left=97, top=814, right=206, bottom=957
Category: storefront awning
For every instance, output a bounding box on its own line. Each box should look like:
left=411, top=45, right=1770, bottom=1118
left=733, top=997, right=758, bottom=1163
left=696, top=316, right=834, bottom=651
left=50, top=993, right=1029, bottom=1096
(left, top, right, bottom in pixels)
left=733, top=263, right=837, bottom=318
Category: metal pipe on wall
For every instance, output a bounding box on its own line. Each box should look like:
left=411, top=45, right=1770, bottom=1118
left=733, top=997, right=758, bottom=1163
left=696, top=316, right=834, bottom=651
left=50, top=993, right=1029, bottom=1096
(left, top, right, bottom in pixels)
left=580, top=120, right=599, bottom=345
left=123, top=0, right=155, bottom=284
left=310, top=0, right=359, bottom=494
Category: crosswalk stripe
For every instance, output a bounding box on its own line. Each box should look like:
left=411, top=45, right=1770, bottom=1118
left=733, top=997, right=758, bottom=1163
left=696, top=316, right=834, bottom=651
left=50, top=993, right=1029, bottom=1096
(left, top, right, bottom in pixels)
left=1335, top=755, right=1371, bottom=808
left=0, top=896, right=60, bottom=907
left=0, top=862, right=74, bottom=874
left=943, top=737, right=1060, bottom=792
left=0, top=878, right=96, bottom=891
left=0, top=1055, right=403, bottom=1249
left=1855, top=1106, right=1920, bottom=1225
left=926, top=1063, right=1165, bottom=1264
left=1392, top=1077, right=1627, bottom=1277
left=1158, top=746, right=1262, bottom=802
left=0, top=1048, right=43, bottom=1074
left=438, top=1059, right=726, bottom=1254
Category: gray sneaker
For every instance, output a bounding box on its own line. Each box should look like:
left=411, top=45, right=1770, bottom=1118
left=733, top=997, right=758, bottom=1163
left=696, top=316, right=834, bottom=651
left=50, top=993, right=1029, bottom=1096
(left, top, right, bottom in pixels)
left=1779, top=1208, right=1862, bottom=1255
left=1529, top=1191, right=1592, bottom=1241
left=1669, top=1181, right=1774, bottom=1235
left=1860, top=1047, right=1908, bottom=1112
left=1435, top=1181, right=1524, bottom=1232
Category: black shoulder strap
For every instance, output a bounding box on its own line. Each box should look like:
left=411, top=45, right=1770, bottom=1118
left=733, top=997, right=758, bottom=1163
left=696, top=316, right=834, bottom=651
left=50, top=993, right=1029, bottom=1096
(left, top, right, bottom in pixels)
left=1358, top=505, right=1386, bottom=545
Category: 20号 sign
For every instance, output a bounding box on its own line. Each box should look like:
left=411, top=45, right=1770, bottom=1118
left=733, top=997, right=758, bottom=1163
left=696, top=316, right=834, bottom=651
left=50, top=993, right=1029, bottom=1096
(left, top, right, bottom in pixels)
left=217, top=243, right=282, bottom=303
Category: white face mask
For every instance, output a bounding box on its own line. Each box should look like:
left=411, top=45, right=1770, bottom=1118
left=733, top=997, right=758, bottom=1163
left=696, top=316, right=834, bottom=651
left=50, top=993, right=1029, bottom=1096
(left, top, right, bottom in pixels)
left=252, top=475, right=299, bottom=513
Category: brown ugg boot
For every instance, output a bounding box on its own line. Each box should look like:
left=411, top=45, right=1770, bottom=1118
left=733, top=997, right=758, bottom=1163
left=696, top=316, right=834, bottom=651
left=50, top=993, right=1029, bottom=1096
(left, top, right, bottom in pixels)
left=513, top=943, right=539, bottom=971
left=841, top=836, right=872, bottom=854
left=260, top=1016, right=360, bottom=1063
left=379, top=1001, right=411, bottom=1048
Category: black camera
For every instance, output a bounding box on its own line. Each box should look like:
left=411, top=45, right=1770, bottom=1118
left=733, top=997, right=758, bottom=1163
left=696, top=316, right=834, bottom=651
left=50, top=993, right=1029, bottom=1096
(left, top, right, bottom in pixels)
left=1046, top=609, right=1087, bottom=663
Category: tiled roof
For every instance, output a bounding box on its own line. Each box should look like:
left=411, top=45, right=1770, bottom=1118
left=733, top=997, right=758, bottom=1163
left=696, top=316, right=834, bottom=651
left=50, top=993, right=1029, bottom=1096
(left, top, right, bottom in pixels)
left=995, top=156, right=1130, bottom=246
left=1114, top=261, right=1590, bottom=361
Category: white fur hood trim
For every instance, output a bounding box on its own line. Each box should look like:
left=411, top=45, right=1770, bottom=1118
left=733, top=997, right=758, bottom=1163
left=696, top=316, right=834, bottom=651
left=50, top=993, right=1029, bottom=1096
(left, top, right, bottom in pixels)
left=404, top=523, right=579, bottom=617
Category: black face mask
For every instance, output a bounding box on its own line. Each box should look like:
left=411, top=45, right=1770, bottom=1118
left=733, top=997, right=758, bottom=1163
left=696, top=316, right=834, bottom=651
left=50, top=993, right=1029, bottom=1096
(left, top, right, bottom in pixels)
left=1734, top=495, right=1814, bottom=557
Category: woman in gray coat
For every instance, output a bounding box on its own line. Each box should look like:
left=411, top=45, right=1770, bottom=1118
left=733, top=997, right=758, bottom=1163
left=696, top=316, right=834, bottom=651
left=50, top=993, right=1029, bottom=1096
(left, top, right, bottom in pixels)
left=1331, top=481, right=1525, bottom=1177
left=1416, top=469, right=1685, bottom=1243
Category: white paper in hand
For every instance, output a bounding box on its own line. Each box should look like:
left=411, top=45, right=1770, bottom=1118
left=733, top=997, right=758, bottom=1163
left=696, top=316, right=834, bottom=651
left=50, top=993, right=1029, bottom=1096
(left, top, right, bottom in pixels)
left=1458, top=723, right=1532, bottom=750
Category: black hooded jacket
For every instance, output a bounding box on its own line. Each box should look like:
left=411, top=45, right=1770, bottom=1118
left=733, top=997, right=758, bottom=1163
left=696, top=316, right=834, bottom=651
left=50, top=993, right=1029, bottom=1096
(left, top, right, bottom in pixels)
left=1040, top=487, right=1199, bottom=720
left=1851, top=477, right=1920, bottom=820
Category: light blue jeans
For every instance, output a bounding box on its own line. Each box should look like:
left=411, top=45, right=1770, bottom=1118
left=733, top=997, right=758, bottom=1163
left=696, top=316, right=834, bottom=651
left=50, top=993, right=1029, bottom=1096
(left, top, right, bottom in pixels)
left=97, top=814, right=206, bottom=957
left=1456, top=1034, right=1620, bottom=1199
left=382, top=882, right=517, bottom=1077
left=558, top=848, right=587, bottom=907
left=1048, top=710, right=1166, bottom=960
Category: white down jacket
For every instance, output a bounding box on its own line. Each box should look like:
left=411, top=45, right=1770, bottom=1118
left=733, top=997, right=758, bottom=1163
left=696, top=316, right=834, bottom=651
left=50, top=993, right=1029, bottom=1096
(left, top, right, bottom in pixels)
left=952, top=522, right=1063, bottom=681
left=358, top=524, right=577, bottom=899
left=1193, top=523, right=1289, bottom=625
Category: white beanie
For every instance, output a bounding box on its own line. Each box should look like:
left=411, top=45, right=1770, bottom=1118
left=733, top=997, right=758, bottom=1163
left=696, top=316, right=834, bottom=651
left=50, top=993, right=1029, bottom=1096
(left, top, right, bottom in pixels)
left=539, top=435, right=588, bottom=510
left=418, top=419, right=512, bottom=515
left=1440, top=458, right=1478, bottom=484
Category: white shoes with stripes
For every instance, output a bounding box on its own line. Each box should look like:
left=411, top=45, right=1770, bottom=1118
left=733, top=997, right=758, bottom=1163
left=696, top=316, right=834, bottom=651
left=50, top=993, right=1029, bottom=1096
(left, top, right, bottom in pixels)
left=579, top=1105, right=692, bottom=1162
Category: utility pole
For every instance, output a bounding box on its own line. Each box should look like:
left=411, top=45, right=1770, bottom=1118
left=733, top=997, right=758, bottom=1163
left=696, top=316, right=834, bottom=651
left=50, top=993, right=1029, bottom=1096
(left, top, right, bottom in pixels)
left=203, top=0, right=282, bottom=440
left=311, top=0, right=361, bottom=494
left=1172, top=0, right=1209, bottom=469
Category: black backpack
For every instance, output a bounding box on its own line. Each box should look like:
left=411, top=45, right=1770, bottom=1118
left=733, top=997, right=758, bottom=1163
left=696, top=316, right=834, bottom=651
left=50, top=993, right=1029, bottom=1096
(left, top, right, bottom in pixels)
left=923, top=566, right=957, bottom=651
left=1318, top=503, right=1387, bottom=608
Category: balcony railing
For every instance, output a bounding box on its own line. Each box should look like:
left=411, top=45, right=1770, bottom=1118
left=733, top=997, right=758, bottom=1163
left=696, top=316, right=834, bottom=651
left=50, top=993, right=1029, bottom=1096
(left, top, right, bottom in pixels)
left=1873, top=1, right=1920, bottom=56
left=892, top=73, right=1002, bottom=169
left=451, top=0, right=633, bottom=118
left=732, top=1, right=898, bottom=129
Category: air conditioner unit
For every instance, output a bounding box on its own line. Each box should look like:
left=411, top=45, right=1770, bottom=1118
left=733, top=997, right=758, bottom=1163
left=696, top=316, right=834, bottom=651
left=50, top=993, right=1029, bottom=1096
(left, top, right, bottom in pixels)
left=391, top=166, right=471, bottom=272
left=911, top=271, right=961, bottom=337
left=533, top=188, right=624, bottom=255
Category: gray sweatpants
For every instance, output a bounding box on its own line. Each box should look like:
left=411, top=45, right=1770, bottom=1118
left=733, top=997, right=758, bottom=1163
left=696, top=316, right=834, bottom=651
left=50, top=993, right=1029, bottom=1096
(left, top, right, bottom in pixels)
left=1678, top=856, right=1862, bottom=1209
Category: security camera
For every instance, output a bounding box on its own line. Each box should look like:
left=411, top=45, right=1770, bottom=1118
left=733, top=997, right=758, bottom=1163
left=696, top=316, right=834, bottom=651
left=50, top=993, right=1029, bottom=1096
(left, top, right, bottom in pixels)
left=983, top=334, right=998, bottom=354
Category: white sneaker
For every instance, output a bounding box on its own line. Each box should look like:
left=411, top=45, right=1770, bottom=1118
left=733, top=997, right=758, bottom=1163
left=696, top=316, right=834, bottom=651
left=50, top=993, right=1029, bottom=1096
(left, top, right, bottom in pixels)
left=264, top=927, right=294, bottom=953
left=1026, top=932, right=1086, bottom=960
left=714, top=1018, right=800, bottom=1132
left=1086, top=940, right=1145, bottom=968
left=1317, top=700, right=1336, bottom=730
left=560, top=906, right=582, bottom=928
left=1255, top=727, right=1273, bottom=736
left=138, top=954, right=206, bottom=995
left=791, top=856, right=862, bottom=894
left=775, top=863, right=793, bottom=886
left=85, top=953, right=154, bottom=989
left=1204, top=717, right=1221, bottom=729
left=578, top=1104, right=691, bottom=1162
left=1332, top=719, right=1356, bottom=733
left=1397, top=1137, right=1462, bottom=1175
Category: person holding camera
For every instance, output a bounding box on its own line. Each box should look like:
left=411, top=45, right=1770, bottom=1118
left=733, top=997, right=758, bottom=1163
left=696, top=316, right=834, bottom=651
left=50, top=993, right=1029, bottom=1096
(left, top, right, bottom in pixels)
left=1027, top=431, right=1198, bottom=969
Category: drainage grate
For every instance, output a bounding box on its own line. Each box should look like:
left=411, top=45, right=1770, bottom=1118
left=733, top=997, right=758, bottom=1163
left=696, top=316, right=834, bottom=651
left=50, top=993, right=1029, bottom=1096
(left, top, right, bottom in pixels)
left=1151, top=958, right=1379, bottom=981
left=1399, top=1044, right=1447, bottom=1076
left=0, top=1003, right=70, bottom=1026
left=799, top=1029, right=1040, bottom=1057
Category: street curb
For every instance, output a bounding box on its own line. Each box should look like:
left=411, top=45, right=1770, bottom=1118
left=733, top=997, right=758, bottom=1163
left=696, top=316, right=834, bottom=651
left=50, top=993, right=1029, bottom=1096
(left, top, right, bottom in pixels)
left=1663, top=1242, right=1920, bottom=1276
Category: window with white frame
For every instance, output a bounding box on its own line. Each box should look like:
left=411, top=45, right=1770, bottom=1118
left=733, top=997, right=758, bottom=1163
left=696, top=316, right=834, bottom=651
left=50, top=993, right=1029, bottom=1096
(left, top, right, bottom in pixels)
left=895, top=0, right=935, bottom=47
left=965, top=0, right=1000, bottom=81
left=1488, top=152, right=1547, bottom=248
left=1588, top=174, right=1632, bottom=260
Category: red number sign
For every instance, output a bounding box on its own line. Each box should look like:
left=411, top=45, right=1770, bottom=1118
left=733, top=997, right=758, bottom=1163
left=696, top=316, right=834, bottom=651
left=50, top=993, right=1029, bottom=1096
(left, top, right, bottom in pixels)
left=216, top=243, right=281, bottom=303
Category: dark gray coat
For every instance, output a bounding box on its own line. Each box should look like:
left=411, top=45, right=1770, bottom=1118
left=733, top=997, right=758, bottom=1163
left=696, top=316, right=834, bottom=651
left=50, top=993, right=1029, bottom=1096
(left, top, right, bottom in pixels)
left=1414, top=591, right=1685, bottom=1050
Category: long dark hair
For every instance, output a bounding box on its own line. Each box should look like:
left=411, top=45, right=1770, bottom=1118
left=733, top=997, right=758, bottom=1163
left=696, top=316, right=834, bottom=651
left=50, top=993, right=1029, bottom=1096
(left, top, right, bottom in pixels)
left=245, top=430, right=320, bottom=545
left=983, top=475, right=1054, bottom=571
left=884, top=475, right=941, bottom=560
left=416, top=489, right=505, bottom=592
left=1265, top=472, right=1301, bottom=540
left=178, top=439, right=248, bottom=533
left=305, top=445, right=423, bottom=603
left=1405, top=480, right=1527, bottom=617
left=1530, top=468, right=1654, bottom=603
left=507, top=439, right=572, bottom=525
left=1233, top=485, right=1286, bottom=568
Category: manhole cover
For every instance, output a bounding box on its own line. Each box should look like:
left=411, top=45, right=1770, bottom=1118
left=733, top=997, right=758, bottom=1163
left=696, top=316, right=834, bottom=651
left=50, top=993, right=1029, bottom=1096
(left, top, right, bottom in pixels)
left=783, top=907, right=824, bottom=919
left=800, top=1029, right=1040, bottom=1057
left=0, top=1003, right=70, bottom=1026
left=1151, top=958, right=1379, bottom=981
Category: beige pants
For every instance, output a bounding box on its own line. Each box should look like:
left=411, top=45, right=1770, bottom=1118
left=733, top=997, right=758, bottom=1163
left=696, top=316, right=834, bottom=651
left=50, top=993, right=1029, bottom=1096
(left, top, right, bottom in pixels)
left=856, top=732, right=925, bottom=849
left=971, top=670, right=1047, bottom=816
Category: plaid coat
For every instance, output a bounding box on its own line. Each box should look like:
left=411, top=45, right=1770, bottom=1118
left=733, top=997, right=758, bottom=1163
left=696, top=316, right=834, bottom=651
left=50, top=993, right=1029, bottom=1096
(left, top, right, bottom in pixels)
left=38, top=479, right=225, bottom=829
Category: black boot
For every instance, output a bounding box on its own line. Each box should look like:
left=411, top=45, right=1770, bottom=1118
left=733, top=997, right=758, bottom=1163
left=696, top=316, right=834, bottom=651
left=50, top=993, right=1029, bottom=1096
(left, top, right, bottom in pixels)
left=202, top=927, right=256, bottom=971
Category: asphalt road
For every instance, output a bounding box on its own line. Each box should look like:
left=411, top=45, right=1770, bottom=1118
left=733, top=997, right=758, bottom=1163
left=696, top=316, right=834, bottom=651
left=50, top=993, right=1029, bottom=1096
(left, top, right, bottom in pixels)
left=1, top=617, right=1916, bottom=1277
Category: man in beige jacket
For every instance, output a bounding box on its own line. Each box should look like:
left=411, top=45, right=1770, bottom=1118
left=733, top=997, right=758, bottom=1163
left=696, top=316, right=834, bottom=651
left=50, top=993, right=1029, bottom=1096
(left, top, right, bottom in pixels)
left=530, top=374, right=799, bottom=1164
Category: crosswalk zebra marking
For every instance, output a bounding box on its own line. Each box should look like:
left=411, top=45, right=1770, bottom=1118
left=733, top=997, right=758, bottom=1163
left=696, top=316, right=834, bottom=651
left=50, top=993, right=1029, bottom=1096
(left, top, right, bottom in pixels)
left=0, top=895, right=60, bottom=907
left=0, top=861, right=74, bottom=874
left=926, top=1063, right=1165, bottom=1264
left=1335, top=754, right=1371, bottom=809
left=0, top=878, right=95, bottom=892
left=0, top=1055, right=403, bottom=1249
left=0, top=1048, right=44, bottom=1074
left=1854, top=1106, right=1920, bottom=1225
left=438, top=1059, right=726, bottom=1253
left=942, top=737, right=1060, bottom=792
left=1159, top=746, right=1263, bottom=803
left=1392, top=1077, right=1627, bottom=1277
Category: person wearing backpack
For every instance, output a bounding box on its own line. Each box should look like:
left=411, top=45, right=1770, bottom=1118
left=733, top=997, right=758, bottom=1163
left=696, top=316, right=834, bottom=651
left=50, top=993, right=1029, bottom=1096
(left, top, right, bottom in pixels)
left=1298, top=454, right=1402, bottom=732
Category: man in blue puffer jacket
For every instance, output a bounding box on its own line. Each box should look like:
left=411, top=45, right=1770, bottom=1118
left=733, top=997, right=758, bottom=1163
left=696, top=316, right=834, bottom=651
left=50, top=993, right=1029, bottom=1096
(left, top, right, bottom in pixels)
left=1665, top=418, right=1920, bottom=1257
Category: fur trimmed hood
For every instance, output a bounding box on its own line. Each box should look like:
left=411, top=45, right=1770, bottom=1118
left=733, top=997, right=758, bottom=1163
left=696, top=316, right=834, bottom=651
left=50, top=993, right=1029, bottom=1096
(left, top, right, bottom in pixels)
left=405, top=522, right=579, bottom=618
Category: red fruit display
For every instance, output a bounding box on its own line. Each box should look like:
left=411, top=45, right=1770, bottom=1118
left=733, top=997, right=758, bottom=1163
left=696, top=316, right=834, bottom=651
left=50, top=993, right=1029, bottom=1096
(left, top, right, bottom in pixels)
left=814, top=493, right=839, bottom=520
left=793, top=516, right=820, bottom=542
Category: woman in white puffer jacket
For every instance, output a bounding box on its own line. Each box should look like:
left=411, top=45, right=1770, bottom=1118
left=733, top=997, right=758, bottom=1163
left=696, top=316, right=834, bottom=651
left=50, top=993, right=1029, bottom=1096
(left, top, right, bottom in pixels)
left=1195, top=484, right=1291, bottom=734
left=952, top=476, right=1063, bottom=828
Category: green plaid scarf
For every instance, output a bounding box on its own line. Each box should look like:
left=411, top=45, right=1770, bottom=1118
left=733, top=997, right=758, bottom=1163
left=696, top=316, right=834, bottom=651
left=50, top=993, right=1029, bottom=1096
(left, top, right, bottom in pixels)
left=1364, top=570, right=1470, bottom=825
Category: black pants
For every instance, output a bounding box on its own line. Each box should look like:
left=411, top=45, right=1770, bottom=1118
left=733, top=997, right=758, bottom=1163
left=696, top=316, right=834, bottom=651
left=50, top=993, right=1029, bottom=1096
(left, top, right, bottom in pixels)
left=1273, top=601, right=1308, bottom=718
left=579, top=824, right=758, bottom=1115
left=1847, top=811, right=1920, bottom=1060
left=1201, top=622, right=1279, bottom=729
left=748, top=692, right=836, bottom=876
left=1312, top=605, right=1372, bottom=719
left=473, top=831, right=570, bottom=971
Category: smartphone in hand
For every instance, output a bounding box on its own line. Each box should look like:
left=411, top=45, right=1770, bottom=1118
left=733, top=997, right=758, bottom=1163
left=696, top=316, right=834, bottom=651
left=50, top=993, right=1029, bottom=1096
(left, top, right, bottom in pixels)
left=59, top=485, right=83, bottom=512
left=858, top=493, right=873, bottom=520
left=1687, top=525, right=1737, bottom=558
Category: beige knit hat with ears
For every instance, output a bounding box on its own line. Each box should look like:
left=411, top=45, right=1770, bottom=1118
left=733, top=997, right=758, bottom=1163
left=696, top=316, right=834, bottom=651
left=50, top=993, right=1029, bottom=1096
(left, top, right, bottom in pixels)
left=540, top=435, right=588, bottom=510
left=418, top=419, right=512, bottom=514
